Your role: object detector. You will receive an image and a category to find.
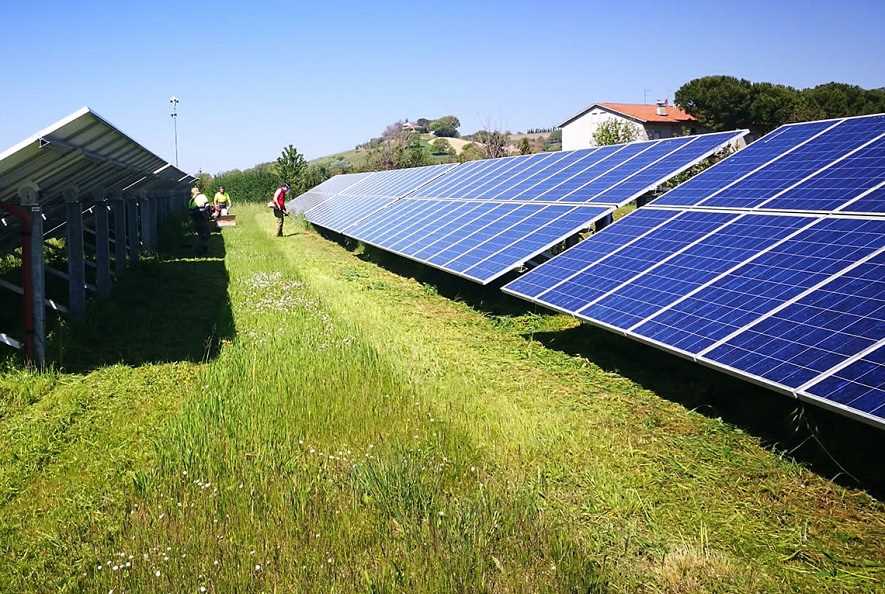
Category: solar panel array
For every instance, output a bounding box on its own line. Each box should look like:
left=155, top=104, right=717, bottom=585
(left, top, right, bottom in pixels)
left=504, top=114, right=885, bottom=428
left=304, top=131, right=745, bottom=284
left=287, top=172, right=372, bottom=214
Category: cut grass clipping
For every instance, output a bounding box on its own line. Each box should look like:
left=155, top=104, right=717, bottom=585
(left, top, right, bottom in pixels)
left=0, top=204, right=882, bottom=593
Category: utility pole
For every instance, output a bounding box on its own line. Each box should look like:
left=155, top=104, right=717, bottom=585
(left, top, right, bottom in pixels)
left=643, top=88, right=651, bottom=104
left=169, top=96, right=180, bottom=167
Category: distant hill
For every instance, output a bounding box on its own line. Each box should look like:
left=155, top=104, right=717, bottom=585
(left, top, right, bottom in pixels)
left=311, top=128, right=560, bottom=172
left=311, top=133, right=476, bottom=171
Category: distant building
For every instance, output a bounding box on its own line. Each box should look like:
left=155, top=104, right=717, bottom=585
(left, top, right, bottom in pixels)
left=559, top=100, right=701, bottom=151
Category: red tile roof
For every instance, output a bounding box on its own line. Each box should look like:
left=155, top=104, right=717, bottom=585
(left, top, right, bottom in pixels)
left=599, top=102, right=696, bottom=123
left=560, top=102, right=696, bottom=127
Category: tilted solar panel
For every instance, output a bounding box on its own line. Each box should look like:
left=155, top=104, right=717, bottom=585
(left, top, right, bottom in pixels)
left=303, top=164, right=455, bottom=232
left=310, top=131, right=744, bottom=284
left=287, top=172, right=373, bottom=214
left=504, top=113, right=885, bottom=428
left=802, top=343, right=885, bottom=423
left=347, top=199, right=610, bottom=283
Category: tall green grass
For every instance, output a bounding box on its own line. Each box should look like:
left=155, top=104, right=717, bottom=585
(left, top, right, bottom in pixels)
left=0, top=205, right=882, bottom=593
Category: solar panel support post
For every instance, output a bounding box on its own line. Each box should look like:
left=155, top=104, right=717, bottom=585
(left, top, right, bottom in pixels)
left=139, top=192, right=153, bottom=254
left=93, top=193, right=112, bottom=299
left=127, top=196, right=139, bottom=266
left=18, top=183, right=45, bottom=368
left=63, top=187, right=86, bottom=319
left=112, top=195, right=127, bottom=274
left=594, top=213, right=613, bottom=232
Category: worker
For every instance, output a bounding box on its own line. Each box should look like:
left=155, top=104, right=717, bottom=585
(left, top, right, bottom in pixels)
left=189, top=186, right=211, bottom=253
left=213, top=185, right=232, bottom=216
left=270, top=182, right=290, bottom=237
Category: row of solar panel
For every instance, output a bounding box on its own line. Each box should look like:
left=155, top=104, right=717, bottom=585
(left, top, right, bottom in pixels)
left=503, top=207, right=885, bottom=424
left=656, top=114, right=885, bottom=213
left=408, top=131, right=742, bottom=205
left=299, top=132, right=747, bottom=283
left=298, top=114, right=885, bottom=427
left=288, top=172, right=372, bottom=214
left=346, top=200, right=610, bottom=283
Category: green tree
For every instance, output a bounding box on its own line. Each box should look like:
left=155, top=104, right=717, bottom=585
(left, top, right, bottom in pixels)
left=748, top=82, right=808, bottom=133
left=592, top=118, right=640, bottom=145
left=802, top=82, right=885, bottom=118
left=518, top=137, right=532, bottom=155
left=431, top=138, right=454, bottom=156
left=474, top=129, right=510, bottom=158
left=276, top=145, right=307, bottom=190
left=675, top=75, right=755, bottom=131
left=208, top=165, right=279, bottom=203
left=430, top=115, right=461, bottom=138
left=458, top=143, right=485, bottom=162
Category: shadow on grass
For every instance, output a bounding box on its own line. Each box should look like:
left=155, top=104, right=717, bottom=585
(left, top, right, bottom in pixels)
left=319, top=228, right=885, bottom=498
left=49, top=218, right=234, bottom=371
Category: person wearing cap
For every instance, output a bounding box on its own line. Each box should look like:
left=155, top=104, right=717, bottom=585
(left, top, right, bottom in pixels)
left=213, top=185, right=232, bottom=215
left=270, top=183, right=290, bottom=237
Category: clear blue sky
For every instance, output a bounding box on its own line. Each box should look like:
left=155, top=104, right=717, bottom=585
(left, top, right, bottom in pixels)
left=2, top=0, right=883, bottom=174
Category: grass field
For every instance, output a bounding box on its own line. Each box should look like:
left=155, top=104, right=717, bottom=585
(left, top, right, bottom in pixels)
left=1, top=204, right=883, bottom=593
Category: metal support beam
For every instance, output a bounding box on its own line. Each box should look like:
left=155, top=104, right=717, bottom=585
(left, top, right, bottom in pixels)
left=94, top=198, right=112, bottom=297
left=64, top=187, right=86, bottom=318
left=19, top=183, right=45, bottom=368
left=140, top=192, right=154, bottom=253
left=127, top=196, right=139, bottom=266
left=112, top=196, right=127, bottom=274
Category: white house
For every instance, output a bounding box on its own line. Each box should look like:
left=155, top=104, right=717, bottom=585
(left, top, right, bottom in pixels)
left=559, top=101, right=701, bottom=151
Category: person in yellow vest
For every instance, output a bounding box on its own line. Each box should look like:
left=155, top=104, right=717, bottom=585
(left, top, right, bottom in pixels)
left=213, top=185, right=232, bottom=215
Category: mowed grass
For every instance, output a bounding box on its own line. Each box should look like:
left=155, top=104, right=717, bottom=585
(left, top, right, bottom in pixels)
left=0, top=204, right=882, bottom=593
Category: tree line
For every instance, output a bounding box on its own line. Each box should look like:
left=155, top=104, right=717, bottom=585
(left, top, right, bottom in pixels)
left=198, top=145, right=330, bottom=203
left=675, top=77, right=885, bottom=134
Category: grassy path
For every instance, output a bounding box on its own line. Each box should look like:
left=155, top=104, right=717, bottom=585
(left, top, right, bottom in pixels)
left=0, top=204, right=882, bottom=593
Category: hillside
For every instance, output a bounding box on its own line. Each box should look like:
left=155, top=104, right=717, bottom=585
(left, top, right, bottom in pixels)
left=311, top=133, right=475, bottom=172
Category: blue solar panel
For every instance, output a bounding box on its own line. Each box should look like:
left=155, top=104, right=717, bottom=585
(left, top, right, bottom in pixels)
left=535, top=211, right=737, bottom=312
left=495, top=149, right=597, bottom=200
left=468, top=153, right=562, bottom=199
left=504, top=208, right=682, bottom=300
left=503, top=114, right=885, bottom=427
left=345, top=199, right=609, bottom=283
left=591, top=132, right=745, bottom=204
left=846, top=186, right=885, bottom=213
left=702, top=115, right=885, bottom=209
left=580, top=214, right=814, bottom=329
left=762, top=136, right=885, bottom=212
left=705, top=251, right=885, bottom=388
left=802, top=345, right=885, bottom=421
left=633, top=218, right=885, bottom=354
left=655, top=120, right=835, bottom=206
left=305, top=195, right=396, bottom=233
left=463, top=206, right=608, bottom=282
left=537, top=143, right=651, bottom=201
left=305, top=164, right=454, bottom=232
